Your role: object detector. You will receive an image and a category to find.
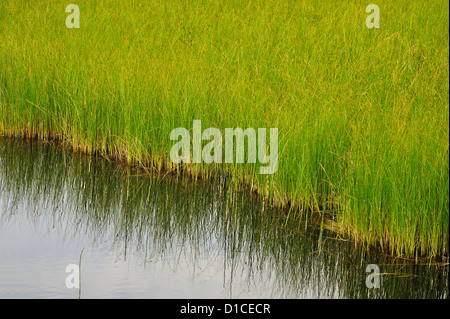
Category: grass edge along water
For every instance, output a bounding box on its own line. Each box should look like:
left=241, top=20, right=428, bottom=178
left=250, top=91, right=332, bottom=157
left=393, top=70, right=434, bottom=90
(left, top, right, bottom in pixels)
left=0, top=0, right=448, bottom=259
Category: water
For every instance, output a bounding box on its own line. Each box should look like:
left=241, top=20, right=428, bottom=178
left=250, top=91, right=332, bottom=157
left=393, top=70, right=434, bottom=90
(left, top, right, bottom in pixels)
left=0, top=138, right=448, bottom=299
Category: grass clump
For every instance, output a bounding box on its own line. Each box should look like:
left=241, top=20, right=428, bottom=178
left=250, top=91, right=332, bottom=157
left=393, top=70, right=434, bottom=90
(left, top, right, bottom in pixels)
left=0, top=0, right=448, bottom=258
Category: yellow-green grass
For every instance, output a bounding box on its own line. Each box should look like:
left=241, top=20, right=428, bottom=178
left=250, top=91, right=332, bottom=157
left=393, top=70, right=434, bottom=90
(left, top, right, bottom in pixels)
left=0, top=0, right=448, bottom=258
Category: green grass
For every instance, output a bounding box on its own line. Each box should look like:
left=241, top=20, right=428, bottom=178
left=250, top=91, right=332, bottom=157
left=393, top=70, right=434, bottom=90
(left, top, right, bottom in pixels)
left=0, top=0, right=448, bottom=258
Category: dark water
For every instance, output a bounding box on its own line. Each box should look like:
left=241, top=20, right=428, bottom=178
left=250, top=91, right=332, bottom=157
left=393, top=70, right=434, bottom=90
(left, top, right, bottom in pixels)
left=0, top=138, right=448, bottom=299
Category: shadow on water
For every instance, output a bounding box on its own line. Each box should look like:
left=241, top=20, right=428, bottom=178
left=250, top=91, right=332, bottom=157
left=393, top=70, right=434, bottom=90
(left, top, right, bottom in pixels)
left=0, top=138, right=448, bottom=298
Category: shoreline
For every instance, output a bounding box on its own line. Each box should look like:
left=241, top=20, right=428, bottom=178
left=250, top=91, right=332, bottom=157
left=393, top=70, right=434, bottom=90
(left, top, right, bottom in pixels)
left=1, top=131, right=447, bottom=262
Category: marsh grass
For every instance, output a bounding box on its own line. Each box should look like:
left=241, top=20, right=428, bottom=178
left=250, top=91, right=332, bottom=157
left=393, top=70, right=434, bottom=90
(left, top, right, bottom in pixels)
left=0, top=0, right=448, bottom=258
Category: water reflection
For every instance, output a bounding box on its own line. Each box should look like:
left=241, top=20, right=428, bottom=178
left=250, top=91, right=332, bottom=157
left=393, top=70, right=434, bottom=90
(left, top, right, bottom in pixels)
left=0, top=138, right=448, bottom=298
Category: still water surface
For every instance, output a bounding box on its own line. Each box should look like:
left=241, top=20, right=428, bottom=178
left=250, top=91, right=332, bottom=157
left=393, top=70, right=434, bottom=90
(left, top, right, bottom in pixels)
left=0, top=138, right=448, bottom=298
